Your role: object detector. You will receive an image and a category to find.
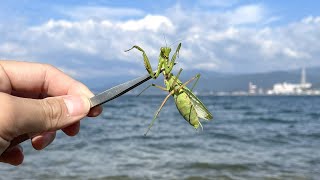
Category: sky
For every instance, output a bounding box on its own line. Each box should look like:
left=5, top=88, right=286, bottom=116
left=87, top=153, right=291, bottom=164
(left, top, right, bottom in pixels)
left=0, top=0, right=320, bottom=80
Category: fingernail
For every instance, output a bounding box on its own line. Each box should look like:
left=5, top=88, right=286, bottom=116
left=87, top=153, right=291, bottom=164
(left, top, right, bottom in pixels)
left=63, top=95, right=90, bottom=117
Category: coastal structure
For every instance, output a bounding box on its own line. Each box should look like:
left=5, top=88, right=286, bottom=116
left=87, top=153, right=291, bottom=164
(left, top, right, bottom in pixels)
left=211, top=67, right=320, bottom=96
left=266, top=68, right=315, bottom=95
left=248, top=82, right=257, bottom=95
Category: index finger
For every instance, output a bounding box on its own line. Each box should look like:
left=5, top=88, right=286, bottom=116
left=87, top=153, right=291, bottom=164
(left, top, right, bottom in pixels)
left=0, top=60, right=86, bottom=97
left=0, top=60, right=102, bottom=117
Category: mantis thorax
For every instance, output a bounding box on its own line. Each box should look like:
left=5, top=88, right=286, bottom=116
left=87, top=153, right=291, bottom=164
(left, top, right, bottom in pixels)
left=160, top=46, right=173, bottom=79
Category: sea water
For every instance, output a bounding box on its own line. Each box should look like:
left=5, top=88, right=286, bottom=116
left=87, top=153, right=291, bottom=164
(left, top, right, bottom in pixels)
left=1, top=96, right=320, bottom=179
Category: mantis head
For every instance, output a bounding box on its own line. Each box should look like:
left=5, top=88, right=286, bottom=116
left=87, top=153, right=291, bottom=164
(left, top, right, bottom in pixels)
left=160, top=47, right=171, bottom=59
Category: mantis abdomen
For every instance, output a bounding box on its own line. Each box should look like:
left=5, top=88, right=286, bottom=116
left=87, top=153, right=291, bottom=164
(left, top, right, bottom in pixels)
left=174, top=92, right=200, bottom=129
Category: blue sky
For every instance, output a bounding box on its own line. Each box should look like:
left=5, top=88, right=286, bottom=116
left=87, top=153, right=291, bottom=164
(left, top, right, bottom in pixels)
left=1, top=0, right=320, bottom=80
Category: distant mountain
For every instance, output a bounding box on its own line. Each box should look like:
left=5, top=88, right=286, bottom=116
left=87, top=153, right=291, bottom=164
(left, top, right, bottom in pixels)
left=84, top=67, right=320, bottom=93
left=190, top=67, right=320, bottom=92
left=196, top=67, right=320, bottom=91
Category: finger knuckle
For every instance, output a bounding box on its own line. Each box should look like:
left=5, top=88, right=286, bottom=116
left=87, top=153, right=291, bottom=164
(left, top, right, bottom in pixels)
left=42, top=63, right=56, bottom=71
left=0, top=93, right=15, bottom=141
left=40, top=98, right=66, bottom=130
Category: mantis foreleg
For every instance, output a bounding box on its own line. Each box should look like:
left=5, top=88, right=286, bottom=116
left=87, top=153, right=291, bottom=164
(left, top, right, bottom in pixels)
left=125, top=45, right=162, bottom=79
left=166, top=43, right=181, bottom=74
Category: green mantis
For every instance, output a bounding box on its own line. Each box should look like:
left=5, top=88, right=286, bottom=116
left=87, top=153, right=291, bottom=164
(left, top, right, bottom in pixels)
left=125, top=43, right=213, bottom=135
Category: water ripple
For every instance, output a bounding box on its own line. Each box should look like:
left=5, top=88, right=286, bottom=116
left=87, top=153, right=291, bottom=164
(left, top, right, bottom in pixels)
left=1, top=96, right=320, bottom=179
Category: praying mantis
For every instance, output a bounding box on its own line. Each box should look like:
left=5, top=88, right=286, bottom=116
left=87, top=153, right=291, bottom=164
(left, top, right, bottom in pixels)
left=125, top=43, right=213, bottom=135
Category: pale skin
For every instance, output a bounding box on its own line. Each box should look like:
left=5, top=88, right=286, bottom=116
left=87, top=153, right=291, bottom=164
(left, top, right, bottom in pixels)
left=0, top=60, right=102, bottom=166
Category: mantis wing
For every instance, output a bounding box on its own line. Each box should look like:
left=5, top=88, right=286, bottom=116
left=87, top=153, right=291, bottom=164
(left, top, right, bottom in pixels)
left=184, top=87, right=213, bottom=121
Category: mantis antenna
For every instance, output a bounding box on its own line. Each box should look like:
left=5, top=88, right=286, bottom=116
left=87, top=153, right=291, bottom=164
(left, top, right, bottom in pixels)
left=169, top=38, right=186, bottom=47
left=163, top=34, right=168, bottom=47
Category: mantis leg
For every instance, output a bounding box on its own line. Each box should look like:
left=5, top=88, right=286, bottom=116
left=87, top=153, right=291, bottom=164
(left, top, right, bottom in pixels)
left=172, top=72, right=200, bottom=93
left=172, top=68, right=183, bottom=89
left=171, top=68, right=201, bottom=95
left=166, top=43, right=181, bottom=73
left=125, top=45, right=161, bottom=79
left=190, top=74, right=200, bottom=92
left=137, top=84, right=167, bottom=96
left=173, top=73, right=200, bottom=93
left=144, top=74, right=200, bottom=135
left=144, top=92, right=172, bottom=136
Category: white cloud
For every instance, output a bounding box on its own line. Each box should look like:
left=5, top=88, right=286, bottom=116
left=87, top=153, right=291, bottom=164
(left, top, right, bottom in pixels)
left=225, top=4, right=265, bottom=25
left=1, top=3, right=320, bottom=75
left=116, top=15, right=175, bottom=32
left=207, top=27, right=239, bottom=41
left=60, top=6, right=145, bottom=20
left=194, top=63, right=218, bottom=70
left=0, top=43, right=26, bottom=55
left=0, top=43, right=28, bottom=59
left=283, top=48, right=308, bottom=59
left=58, top=65, right=144, bottom=79
left=302, top=16, right=320, bottom=24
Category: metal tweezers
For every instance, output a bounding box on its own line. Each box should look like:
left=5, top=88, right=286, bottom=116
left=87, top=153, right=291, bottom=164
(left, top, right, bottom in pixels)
left=89, top=72, right=152, bottom=107
left=6, top=72, right=154, bottom=150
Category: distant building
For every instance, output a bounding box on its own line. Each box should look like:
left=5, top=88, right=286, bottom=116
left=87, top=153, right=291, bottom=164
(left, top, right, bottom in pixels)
left=267, top=68, right=312, bottom=95
left=248, top=82, right=257, bottom=95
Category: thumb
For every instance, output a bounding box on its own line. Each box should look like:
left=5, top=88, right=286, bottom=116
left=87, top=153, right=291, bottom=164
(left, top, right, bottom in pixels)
left=0, top=93, right=91, bottom=145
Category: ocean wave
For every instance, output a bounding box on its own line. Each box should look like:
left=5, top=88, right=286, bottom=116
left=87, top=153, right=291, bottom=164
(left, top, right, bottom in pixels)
left=3, top=96, right=320, bottom=179
left=257, top=117, right=292, bottom=123
left=184, top=162, right=252, bottom=171
left=88, top=175, right=131, bottom=180
left=243, top=111, right=264, bottom=116
left=308, top=112, right=320, bottom=118
left=278, top=109, right=303, bottom=114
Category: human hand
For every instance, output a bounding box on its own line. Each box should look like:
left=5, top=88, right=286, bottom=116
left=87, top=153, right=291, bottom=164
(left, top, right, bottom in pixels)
left=0, top=60, right=102, bottom=166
